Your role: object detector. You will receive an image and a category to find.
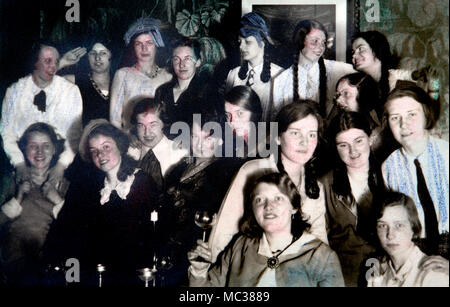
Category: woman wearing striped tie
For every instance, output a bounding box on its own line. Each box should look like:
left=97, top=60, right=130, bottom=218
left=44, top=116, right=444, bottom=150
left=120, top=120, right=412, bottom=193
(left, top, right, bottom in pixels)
left=382, top=83, right=448, bottom=259
left=225, top=12, right=283, bottom=123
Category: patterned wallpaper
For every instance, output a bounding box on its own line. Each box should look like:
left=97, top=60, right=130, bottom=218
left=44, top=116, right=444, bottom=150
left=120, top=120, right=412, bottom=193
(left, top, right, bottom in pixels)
left=360, top=0, right=449, bottom=141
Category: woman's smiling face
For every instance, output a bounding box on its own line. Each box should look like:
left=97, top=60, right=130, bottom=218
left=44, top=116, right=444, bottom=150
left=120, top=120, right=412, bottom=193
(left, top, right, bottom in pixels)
left=279, top=114, right=318, bottom=166
left=252, top=183, right=297, bottom=235
left=26, top=132, right=56, bottom=170
left=88, top=43, right=111, bottom=74
left=351, top=37, right=379, bottom=73
left=302, top=29, right=326, bottom=61
left=89, top=134, right=122, bottom=173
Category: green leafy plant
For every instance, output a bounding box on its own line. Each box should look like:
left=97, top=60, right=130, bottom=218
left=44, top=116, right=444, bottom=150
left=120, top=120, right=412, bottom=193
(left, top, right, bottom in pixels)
left=175, top=1, right=229, bottom=37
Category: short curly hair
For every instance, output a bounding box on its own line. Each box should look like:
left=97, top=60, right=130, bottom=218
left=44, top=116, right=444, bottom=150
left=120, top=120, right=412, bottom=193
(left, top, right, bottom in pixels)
left=80, top=121, right=137, bottom=182
left=18, top=122, right=65, bottom=168
left=240, top=172, right=310, bottom=239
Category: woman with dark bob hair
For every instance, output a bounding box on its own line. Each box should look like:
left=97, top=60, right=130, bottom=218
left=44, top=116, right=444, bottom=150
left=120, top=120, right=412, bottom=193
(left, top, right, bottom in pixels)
left=208, top=101, right=329, bottom=264
left=224, top=85, right=264, bottom=158
left=57, top=39, right=117, bottom=127
left=382, top=83, right=448, bottom=259
left=0, top=123, right=67, bottom=285
left=44, top=119, right=157, bottom=286
left=188, top=172, right=344, bottom=287
left=367, top=191, right=449, bottom=287
left=321, top=111, right=384, bottom=286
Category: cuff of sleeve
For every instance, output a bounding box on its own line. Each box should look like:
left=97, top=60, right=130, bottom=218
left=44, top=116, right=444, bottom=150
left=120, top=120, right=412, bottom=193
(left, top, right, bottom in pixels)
left=58, top=150, right=75, bottom=168
left=1, top=197, right=22, bottom=219
left=12, top=157, right=25, bottom=168
left=52, top=200, right=65, bottom=219
left=188, top=264, right=209, bottom=279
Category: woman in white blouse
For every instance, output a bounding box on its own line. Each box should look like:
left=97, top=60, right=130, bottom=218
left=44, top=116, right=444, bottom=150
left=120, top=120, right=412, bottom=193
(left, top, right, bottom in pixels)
left=272, top=20, right=355, bottom=120
left=110, top=17, right=172, bottom=130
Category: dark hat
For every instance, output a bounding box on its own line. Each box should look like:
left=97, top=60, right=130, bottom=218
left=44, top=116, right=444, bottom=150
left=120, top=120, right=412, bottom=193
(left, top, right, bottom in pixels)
left=240, top=12, right=274, bottom=45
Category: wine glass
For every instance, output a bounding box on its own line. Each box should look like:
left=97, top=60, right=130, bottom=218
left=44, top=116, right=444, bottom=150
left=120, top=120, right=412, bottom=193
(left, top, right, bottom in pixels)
left=137, top=267, right=156, bottom=287
left=157, top=256, right=173, bottom=287
left=96, top=264, right=105, bottom=287
left=194, top=210, right=217, bottom=242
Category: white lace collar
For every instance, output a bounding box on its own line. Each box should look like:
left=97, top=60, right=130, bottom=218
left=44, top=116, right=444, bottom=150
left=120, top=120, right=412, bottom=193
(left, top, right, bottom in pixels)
left=99, top=169, right=138, bottom=205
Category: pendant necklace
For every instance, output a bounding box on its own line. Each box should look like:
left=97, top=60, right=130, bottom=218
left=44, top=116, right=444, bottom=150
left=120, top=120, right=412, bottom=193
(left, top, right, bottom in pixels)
left=90, top=74, right=109, bottom=100
left=267, top=236, right=297, bottom=269
left=135, top=64, right=159, bottom=79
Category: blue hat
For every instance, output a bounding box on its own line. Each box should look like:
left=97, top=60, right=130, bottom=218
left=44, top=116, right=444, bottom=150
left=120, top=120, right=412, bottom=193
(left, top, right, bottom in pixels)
left=240, top=12, right=274, bottom=45
left=124, top=17, right=165, bottom=47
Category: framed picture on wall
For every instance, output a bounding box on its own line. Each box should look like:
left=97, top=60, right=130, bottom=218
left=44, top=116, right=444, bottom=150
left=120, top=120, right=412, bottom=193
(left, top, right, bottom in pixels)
left=242, top=0, right=358, bottom=66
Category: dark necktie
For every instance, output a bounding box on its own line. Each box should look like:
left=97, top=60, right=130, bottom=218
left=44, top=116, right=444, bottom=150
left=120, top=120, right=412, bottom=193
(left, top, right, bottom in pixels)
left=246, top=69, right=255, bottom=87
left=33, top=90, right=46, bottom=112
left=414, top=159, right=440, bottom=252
left=140, top=149, right=163, bottom=190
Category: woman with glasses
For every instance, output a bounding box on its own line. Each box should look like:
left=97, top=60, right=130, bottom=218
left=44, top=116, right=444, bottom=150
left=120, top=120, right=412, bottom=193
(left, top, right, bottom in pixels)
left=273, top=20, right=355, bottom=119
left=154, top=37, right=212, bottom=130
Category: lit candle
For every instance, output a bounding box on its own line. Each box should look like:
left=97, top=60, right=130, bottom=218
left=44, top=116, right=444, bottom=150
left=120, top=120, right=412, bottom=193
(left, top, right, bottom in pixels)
left=97, top=264, right=105, bottom=272
left=151, top=210, right=158, bottom=222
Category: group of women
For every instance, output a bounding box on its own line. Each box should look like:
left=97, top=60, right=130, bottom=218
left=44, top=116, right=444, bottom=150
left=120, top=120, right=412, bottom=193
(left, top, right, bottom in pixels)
left=0, top=12, right=448, bottom=287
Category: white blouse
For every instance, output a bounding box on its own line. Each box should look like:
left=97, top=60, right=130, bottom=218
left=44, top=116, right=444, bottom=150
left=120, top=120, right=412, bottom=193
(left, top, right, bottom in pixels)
left=0, top=75, right=82, bottom=167
left=109, top=67, right=171, bottom=130
left=272, top=54, right=355, bottom=118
